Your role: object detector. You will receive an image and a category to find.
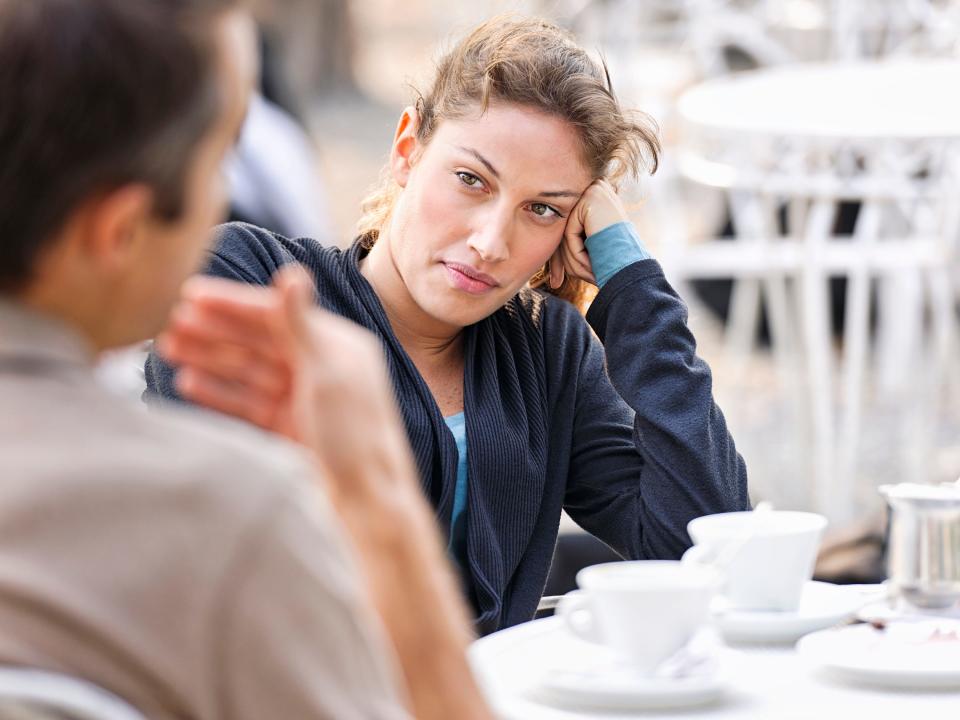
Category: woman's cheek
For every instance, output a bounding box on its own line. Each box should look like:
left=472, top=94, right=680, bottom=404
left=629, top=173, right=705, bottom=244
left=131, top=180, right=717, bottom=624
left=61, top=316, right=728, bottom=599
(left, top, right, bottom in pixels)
left=413, top=177, right=462, bottom=225
left=527, top=227, right=564, bottom=267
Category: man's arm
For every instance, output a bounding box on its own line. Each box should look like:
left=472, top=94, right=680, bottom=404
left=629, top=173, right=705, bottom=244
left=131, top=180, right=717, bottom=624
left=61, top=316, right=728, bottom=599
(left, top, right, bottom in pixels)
left=218, top=482, right=410, bottom=720
left=158, top=267, right=493, bottom=720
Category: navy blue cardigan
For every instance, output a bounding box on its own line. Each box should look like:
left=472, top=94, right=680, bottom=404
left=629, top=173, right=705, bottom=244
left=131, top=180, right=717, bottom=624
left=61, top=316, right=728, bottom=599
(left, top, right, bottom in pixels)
left=146, top=223, right=750, bottom=634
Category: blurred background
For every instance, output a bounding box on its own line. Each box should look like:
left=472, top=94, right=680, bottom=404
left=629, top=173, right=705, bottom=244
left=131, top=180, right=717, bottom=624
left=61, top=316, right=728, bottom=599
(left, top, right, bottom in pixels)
left=108, top=0, right=960, bottom=586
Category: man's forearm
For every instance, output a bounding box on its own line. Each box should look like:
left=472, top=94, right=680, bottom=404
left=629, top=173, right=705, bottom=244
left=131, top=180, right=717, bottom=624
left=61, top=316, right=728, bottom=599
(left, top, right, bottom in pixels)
left=333, top=466, right=494, bottom=720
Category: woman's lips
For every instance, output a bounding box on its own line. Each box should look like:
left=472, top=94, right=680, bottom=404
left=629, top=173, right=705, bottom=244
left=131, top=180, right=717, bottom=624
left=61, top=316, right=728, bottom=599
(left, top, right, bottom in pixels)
left=443, top=262, right=499, bottom=295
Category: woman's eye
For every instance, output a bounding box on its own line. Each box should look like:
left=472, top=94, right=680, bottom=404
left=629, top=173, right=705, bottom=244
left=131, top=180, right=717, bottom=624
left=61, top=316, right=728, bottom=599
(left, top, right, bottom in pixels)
left=530, top=202, right=560, bottom=219
left=456, top=171, right=482, bottom=188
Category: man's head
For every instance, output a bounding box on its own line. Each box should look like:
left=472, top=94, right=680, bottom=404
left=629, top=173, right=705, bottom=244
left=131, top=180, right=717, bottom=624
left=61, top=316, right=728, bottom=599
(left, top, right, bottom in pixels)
left=0, top=0, right=256, bottom=350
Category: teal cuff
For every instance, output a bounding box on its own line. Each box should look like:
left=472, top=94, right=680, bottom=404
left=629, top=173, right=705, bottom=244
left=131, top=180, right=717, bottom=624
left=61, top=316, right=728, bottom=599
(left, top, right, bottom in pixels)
left=583, top=221, right=651, bottom=288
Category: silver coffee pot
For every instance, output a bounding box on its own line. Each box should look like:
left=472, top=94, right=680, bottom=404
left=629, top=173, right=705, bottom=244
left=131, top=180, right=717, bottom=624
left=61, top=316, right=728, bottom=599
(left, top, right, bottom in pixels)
left=880, top=481, right=960, bottom=609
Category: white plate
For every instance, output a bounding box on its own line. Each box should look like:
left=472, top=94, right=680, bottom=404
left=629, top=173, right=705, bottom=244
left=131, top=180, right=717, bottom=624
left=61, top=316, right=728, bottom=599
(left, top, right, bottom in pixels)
left=858, top=598, right=960, bottom=624
left=714, top=581, right=869, bottom=644
left=537, top=660, right=725, bottom=711
left=797, top=619, right=960, bottom=689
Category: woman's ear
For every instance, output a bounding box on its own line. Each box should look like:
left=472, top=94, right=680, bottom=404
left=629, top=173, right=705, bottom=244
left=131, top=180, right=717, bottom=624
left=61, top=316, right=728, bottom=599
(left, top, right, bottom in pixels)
left=389, top=106, right=420, bottom=188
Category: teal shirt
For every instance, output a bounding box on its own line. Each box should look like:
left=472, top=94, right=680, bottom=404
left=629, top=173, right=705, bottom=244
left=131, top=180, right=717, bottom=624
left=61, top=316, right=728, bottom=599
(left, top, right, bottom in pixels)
left=445, top=411, right=469, bottom=569
left=584, top=221, right=650, bottom=288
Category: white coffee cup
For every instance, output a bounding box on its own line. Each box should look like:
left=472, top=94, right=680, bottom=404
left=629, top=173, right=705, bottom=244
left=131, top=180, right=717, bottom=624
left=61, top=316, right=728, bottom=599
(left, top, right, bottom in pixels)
left=684, top=510, right=827, bottom=612
left=555, top=560, right=717, bottom=673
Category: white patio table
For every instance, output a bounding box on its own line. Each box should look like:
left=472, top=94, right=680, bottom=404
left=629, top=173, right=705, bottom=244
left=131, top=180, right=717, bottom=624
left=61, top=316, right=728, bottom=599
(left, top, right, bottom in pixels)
left=666, top=60, right=960, bottom=523
left=469, top=612, right=960, bottom=719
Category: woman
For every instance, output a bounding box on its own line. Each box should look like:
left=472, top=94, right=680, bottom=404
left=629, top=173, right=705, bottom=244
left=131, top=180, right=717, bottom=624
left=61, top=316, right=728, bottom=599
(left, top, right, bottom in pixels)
left=147, top=16, right=750, bottom=634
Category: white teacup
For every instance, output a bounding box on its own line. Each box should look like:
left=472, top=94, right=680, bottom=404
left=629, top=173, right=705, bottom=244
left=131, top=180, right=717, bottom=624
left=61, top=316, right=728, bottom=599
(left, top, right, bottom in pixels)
left=555, top=560, right=717, bottom=673
left=684, top=510, right=827, bottom=612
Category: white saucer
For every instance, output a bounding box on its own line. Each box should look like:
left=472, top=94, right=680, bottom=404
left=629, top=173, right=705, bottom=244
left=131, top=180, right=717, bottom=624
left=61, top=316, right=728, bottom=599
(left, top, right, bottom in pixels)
left=797, top=619, right=960, bottom=689
left=537, top=659, right=725, bottom=711
left=713, top=581, right=868, bottom=644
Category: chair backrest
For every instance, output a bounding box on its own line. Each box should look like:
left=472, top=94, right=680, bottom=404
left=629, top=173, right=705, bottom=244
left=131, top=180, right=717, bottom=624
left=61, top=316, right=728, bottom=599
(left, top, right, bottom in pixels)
left=0, top=668, right=146, bottom=720
left=0, top=701, right=71, bottom=719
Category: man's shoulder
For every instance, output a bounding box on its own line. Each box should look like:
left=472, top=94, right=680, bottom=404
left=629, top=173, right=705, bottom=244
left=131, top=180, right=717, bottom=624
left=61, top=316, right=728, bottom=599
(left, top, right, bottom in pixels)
left=1, top=374, right=329, bottom=589
left=128, top=398, right=314, bottom=506
left=18, top=378, right=319, bottom=524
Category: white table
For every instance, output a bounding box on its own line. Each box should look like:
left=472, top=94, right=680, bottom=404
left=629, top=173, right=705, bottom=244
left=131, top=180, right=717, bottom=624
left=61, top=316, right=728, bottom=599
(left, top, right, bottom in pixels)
left=667, top=60, right=960, bottom=522
left=470, top=615, right=960, bottom=719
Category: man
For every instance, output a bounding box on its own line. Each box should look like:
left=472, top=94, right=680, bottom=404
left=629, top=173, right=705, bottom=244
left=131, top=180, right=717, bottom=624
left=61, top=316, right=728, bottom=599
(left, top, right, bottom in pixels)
left=0, top=1, right=491, bottom=718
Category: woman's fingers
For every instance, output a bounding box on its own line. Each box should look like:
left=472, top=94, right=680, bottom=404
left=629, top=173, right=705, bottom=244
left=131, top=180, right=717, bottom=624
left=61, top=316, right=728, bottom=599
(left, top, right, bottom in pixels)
left=548, top=248, right=565, bottom=289
left=579, top=178, right=629, bottom=237
left=555, top=184, right=598, bottom=285
left=550, top=240, right=595, bottom=289
left=553, top=199, right=596, bottom=286
left=551, top=177, right=630, bottom=286
left=564, top=194, right=586, bottom=244
left=560, top=235, right=595, bottom=282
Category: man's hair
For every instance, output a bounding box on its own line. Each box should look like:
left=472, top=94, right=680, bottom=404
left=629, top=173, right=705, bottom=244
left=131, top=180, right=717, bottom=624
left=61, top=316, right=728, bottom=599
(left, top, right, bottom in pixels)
left=0, top=0, right=241, bottom=293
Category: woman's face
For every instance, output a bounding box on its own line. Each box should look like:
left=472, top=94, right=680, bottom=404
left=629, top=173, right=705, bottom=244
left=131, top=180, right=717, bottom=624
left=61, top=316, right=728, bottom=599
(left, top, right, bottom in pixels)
left=385, top=102, right=593, bottom=329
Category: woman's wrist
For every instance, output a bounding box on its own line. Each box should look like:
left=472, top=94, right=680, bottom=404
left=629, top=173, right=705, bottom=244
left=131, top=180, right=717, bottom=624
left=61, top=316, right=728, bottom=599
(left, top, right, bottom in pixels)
left=584, top=221, right=651, bottom=288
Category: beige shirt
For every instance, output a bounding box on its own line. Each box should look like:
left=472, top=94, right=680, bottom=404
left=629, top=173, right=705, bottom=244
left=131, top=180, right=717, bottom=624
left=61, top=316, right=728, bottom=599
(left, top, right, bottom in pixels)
left=0, top=301, right=409, bottom=720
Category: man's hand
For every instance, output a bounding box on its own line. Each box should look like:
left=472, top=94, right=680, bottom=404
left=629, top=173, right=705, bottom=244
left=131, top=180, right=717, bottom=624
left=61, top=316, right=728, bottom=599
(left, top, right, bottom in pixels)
left=157, top=266, right=416, bottom=495
left=156, top=267, right=493, bottom=720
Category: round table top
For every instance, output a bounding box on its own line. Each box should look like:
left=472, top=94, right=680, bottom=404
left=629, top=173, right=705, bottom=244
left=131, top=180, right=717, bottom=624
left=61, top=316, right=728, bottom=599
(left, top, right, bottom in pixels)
left=677, top=60, right=960, bottom=141
left=469, top=614, right=960, bottom=719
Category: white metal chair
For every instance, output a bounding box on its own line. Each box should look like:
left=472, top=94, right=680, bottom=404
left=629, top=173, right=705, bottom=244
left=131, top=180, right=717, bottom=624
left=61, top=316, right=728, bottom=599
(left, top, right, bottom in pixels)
left=0, top=668, right=146, bottom=720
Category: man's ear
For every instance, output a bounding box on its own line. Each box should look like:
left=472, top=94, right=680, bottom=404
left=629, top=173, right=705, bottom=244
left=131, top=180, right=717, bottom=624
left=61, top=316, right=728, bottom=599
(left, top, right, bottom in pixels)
left=389, top=106, right=421, bottom=188
left=79, top=184, right=155, bottom=272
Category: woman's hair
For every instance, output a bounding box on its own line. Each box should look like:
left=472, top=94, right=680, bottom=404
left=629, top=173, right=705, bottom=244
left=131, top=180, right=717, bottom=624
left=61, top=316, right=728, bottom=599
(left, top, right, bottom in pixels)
left=357, top=14, right=660, bottom=308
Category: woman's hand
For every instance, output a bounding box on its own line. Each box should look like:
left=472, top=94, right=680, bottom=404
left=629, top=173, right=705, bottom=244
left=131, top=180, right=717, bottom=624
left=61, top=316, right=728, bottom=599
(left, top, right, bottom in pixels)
left=549, top=178, right=630, bottom=288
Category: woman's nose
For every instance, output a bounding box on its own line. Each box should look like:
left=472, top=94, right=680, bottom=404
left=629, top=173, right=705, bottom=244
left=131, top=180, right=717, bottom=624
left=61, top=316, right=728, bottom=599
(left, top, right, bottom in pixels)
left=466, top=208, right=511, bottom=263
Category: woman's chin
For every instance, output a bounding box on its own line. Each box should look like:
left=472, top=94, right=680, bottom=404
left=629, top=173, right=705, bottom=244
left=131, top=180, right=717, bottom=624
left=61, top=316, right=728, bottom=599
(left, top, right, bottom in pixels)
left=416, top=293, right=501, bottom=330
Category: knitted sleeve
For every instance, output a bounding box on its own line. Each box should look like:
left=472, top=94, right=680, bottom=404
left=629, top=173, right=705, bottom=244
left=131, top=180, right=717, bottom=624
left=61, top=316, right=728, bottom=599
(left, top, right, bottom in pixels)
left=561, top=259, right=750, bottom=559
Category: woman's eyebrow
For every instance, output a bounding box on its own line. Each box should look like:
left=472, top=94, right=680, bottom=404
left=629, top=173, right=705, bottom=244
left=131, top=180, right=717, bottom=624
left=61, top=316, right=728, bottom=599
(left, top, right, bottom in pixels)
left=456, top=146, right=500, bottom=179
left=454, top=145, right=580, bottom=199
